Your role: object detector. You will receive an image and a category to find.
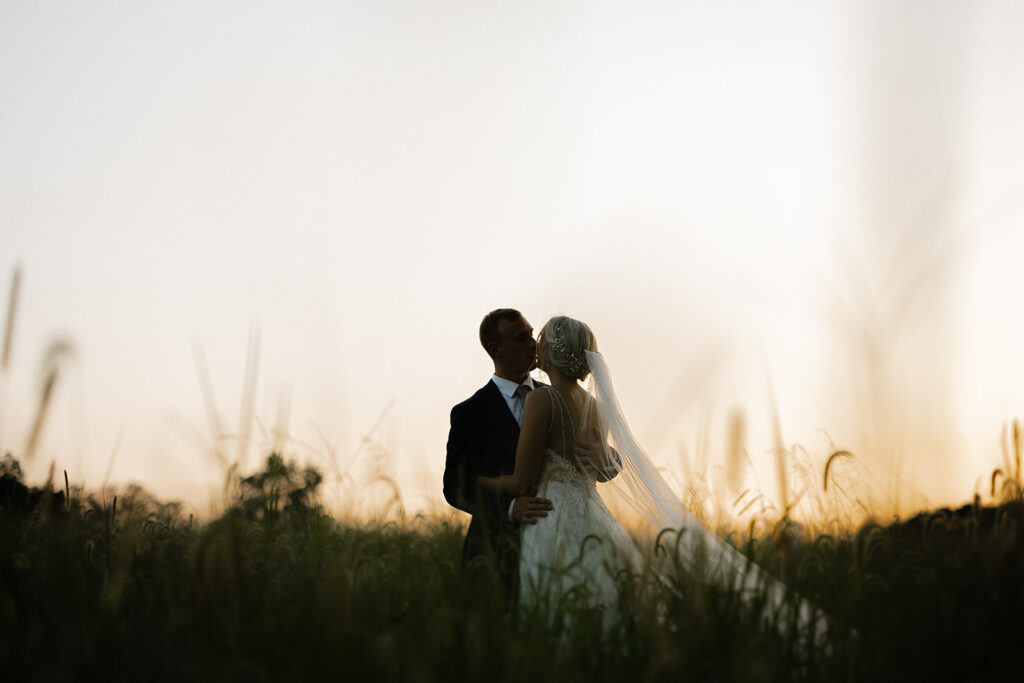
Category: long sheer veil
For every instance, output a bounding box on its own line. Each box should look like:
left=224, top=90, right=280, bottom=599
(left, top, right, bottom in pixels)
left=581, top=349, right=822, bottom=635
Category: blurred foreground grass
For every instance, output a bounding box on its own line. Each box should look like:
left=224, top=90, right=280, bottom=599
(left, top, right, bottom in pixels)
left=2, top=452, right=1023, bottom=683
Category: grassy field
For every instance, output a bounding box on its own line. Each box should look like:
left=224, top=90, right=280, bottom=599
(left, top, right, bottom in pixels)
left=2, top=452, right=1023, bottom=683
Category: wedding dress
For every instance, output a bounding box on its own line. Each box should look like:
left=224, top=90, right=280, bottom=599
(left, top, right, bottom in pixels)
left=518, top=444, right=643, bottom=624
left=518, top=350, right=824, bottom=639
left=518, top=372, right=643, bottom=627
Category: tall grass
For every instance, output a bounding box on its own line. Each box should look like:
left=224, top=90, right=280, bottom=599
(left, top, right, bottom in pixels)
left=3, top=260, right=1023, bottom=680
left=2, top=449, right=1023, bottom=682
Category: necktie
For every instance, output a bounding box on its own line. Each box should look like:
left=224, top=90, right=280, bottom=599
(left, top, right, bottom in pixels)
left=514, top=383, right=532, bottom=425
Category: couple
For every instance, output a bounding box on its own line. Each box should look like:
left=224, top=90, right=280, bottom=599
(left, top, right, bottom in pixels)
left=443, top=309, right=817, bottom=630
left=443, top=310, right=637, bottom=615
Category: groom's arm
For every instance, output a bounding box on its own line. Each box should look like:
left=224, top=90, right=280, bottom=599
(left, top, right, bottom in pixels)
left=444, top=402, right=512, bottom=517
left=595, top=447, right=622, bottom=482
left=443, top=402, right=478, bottom=514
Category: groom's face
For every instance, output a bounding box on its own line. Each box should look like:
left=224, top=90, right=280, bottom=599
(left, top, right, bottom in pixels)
left=496, top=315, right=537, bottom=374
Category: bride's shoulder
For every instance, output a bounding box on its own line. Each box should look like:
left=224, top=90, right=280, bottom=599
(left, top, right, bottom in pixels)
left=521, top=387, right=554, bottom=429
left=524, top=385, right=556, bottom=411
left=526, top=384, right=553, bottom=401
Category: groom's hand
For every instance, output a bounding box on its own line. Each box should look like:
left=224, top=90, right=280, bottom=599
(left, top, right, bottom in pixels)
left=575, top=439, right=620, bottom=481
left=574, top=439, right=608, bottom=471
left=510, top=496, right=553, bottom=524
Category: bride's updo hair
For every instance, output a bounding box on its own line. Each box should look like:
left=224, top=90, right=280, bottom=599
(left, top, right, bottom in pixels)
left=537, top=315, right=597, bottom=381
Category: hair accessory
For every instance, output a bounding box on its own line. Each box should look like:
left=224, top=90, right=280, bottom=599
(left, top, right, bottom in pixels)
left=549, top=323, right=584, bottom=376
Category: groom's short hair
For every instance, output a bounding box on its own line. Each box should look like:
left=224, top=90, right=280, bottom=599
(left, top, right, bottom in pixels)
left=479, top=308, right=523, bottom=356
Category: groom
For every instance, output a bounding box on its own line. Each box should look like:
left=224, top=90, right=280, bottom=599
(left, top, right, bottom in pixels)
left=443, top=309, right=552, bottom=595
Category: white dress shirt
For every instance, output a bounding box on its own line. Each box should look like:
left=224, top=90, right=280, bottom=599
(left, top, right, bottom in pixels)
left=491, top=374, right=536, bottom=520
left=491, top=374, right=536, bottom=426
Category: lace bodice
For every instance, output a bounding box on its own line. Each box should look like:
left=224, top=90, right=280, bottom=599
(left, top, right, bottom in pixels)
left=521, top=447, right=640, bottom=632
left=541, top=449, right=596, bottom=490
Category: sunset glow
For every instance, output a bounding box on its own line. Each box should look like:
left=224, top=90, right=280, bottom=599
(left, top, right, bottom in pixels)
left=2, top=1, right=1023, bottom=525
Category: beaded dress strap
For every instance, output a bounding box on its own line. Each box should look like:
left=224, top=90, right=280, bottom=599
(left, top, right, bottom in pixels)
left=547, top=386, right=576, bottom=459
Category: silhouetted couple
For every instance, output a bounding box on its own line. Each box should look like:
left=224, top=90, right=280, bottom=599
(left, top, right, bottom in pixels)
left=443, top=308, right=828, bottom=637
left=443, top=309, right=632, bottom=621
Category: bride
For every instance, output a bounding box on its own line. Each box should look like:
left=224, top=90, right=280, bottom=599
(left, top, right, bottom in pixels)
left=476, top=315, right=823, bottom=635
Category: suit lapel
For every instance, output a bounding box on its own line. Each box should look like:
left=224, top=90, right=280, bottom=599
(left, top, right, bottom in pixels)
left=482, top=377, right=549, bottom=433
left=482, top=379, right=521, bottom=434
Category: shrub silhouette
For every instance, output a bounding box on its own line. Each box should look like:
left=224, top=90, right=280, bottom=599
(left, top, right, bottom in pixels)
left=0, top=453, right=64, bottom=514
left=236, top=452, right=324, bottom=524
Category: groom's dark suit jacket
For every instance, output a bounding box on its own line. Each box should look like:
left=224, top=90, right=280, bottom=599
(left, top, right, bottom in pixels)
left=443, top=378, right=544, bottom=596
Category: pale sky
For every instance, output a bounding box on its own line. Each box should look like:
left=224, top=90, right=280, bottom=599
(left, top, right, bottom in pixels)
left=2, top=1, right=1023, bottom=521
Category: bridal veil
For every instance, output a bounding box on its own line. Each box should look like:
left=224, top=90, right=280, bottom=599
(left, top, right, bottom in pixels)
left=579, top=349, right=823, bottom=636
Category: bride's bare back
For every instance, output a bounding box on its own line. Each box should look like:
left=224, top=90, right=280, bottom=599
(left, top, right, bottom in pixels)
left=543, top=384, right=604, bottom=474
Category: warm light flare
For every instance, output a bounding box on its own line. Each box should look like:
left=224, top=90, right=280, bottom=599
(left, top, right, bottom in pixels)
left=0, top=1, right=1022, bottom=530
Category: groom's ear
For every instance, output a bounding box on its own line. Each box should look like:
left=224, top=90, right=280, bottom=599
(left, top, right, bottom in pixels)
left=484, top=342, right=499, bottom=358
